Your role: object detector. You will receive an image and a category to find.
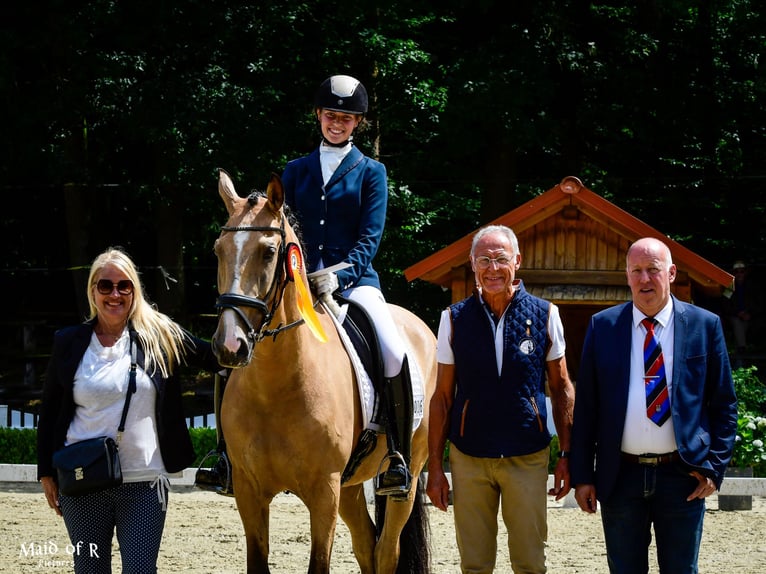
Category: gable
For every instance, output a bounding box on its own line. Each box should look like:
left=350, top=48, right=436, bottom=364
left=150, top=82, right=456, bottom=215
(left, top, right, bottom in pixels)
left=405, top=176, right=733, bottom=301
left=404, top=176, right=734, bottom=377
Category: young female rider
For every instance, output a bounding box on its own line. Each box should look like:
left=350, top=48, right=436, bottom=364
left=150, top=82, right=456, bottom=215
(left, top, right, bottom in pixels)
left=281, top=74, right=413, bottom=496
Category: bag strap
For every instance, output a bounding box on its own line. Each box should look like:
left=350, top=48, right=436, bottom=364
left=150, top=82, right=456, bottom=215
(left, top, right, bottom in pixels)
left=116, top=329, right=138, bottom=443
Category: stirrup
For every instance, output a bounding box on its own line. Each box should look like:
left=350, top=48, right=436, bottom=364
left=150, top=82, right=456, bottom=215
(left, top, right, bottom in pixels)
left=374, top=451, right=412, bottom=497
left=195, top=449, right=234, bottom=497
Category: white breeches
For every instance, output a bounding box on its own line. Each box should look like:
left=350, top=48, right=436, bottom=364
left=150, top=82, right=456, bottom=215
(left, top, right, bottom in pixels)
left=342, top=285, right=406, bottom=378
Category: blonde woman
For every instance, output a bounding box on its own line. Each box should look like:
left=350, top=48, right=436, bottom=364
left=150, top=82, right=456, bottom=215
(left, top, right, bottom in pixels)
left=37, top=247, right=221, bottom=573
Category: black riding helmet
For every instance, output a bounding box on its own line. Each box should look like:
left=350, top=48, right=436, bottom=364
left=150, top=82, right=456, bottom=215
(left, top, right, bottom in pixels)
left=314, top=75, right=368, bottom=115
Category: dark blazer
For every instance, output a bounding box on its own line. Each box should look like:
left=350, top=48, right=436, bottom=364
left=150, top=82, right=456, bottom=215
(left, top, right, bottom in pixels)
left=37, top=320, right=221, bottom=481
left=570, top=296, right=738, bottom=502
left=281, top=144, right=387, bottom=291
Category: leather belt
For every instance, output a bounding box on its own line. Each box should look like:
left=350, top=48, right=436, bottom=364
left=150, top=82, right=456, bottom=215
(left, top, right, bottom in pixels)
left=620, top=451, right=680, bottom=466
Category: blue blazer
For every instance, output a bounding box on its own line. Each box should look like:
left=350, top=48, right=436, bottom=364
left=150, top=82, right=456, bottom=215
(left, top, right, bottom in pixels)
left=282, top=145, right=387, bottom=291
left=570, top=296, right=738, bottom=502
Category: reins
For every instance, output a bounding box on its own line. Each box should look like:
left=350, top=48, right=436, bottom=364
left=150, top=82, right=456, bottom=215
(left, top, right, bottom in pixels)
left=216, top=219, right=305, bottom=343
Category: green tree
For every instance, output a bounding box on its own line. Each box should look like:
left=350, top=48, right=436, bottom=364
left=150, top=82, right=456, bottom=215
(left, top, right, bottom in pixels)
left=2, top=0, right=766, bottom=335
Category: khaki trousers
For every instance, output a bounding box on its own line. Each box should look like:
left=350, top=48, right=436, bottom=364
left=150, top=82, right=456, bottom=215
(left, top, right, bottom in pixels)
left=449, top=444, right=549, bottom=574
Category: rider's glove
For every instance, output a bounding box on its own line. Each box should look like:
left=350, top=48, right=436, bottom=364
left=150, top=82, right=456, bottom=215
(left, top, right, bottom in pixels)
left=310, top=271, right=339, bottom=297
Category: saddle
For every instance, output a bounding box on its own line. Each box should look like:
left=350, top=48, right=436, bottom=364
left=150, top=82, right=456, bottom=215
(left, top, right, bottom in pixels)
left=324, top=294, right=425, bottom=485
left=332, top=295, right=387, bottom=483
left=335, top=294, right=386, bottom=394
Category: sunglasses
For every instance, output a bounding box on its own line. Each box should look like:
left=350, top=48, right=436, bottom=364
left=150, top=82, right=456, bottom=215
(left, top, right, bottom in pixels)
left=95, top=279, right=134, bottom=295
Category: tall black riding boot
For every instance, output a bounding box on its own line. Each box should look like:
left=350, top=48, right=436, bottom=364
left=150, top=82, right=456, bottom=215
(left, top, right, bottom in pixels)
left=195, top=371, right=234, bottom=496
left=375, top=355, right=414, bottom=497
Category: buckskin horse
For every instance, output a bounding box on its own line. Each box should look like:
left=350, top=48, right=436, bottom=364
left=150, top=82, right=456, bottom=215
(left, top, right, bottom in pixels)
left=211, top=169, right=437, bottom=573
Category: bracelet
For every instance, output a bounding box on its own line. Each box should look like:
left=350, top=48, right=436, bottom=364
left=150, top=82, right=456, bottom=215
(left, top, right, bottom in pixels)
left=558, top=450, right=570, bottom=458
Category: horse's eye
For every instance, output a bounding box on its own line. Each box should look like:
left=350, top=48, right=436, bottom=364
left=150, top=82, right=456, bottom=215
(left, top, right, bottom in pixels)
left=263, top=245, right=277, bottom=262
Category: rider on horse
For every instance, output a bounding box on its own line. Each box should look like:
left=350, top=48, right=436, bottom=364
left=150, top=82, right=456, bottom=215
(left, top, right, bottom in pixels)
left=197, top=75, right=414, bottom=498
left=281, top=74, right=414, bottom=497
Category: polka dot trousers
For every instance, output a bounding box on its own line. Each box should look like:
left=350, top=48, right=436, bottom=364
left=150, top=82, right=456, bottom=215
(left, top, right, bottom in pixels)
left=59, top=481, right=167, bottom=573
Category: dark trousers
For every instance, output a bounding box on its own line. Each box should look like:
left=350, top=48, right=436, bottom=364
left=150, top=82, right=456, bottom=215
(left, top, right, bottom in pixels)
left=59, top=481, right=167, bottom=574
left=601, top=460, right=705, bottom=574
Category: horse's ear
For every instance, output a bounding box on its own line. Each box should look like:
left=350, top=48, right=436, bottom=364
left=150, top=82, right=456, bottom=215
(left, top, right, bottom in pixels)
left=266, top=172, right=284, bottom=213
left=218, top=168, right=240, bottom=216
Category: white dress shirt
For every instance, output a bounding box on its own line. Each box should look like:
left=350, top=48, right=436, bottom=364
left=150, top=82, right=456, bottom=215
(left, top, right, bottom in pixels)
left=621, top=299, right=678, bottom=455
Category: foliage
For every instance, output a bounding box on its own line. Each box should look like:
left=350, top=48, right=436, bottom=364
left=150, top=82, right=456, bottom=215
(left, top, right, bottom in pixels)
left=549, top=434, right=560, bottom=475
left=730, top=366, right=766, bottom=476
left=0, top=427, right=218, bottom=466
left=3, top=1, right=766, bottom=366
left=732, top=414, right=766, bottom=475
left=188, top=427, right=219, bottom=467
left=0, top=428, right=37, bottom=464
left=733, top=366, right=766, bottom=413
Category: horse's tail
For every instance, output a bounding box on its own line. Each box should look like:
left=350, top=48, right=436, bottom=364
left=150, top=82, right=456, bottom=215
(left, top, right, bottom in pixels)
left=375, top=475, right=432, bottom=574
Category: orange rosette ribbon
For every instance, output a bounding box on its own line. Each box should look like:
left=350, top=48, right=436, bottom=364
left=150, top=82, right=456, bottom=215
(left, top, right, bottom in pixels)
left=286, top=244, right=328, bottom=343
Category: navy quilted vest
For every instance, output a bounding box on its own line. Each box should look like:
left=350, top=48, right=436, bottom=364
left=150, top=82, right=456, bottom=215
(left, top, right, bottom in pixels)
left=448, top=281, right=552, bottom=457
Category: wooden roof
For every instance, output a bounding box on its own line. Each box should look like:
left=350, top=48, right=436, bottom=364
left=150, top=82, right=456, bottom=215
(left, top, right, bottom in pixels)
left=404, top=176, right=734, bottom=300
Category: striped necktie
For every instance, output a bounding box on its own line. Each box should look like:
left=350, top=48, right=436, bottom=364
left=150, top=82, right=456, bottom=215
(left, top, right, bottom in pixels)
left=642, top=318, right=670, bottom=426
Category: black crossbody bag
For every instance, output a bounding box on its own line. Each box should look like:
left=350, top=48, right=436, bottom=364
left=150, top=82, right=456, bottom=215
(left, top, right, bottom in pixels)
left=53, top=332, right=137, bottom=496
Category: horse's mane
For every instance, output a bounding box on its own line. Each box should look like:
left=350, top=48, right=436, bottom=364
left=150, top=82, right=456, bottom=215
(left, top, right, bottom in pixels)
left=245, top=189, right=305, bottom=252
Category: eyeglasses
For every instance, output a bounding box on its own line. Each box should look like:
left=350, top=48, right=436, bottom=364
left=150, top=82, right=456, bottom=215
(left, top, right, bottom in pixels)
left=95, top=279, right=134, bottom=295
left=473, top=255, right=513, bottom=269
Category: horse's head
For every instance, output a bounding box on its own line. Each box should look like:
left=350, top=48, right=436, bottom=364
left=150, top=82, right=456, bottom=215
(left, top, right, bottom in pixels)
left=212, top=169, right=293, bottom=367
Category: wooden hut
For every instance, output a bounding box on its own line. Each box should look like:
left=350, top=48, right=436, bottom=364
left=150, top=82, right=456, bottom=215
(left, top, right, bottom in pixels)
left=404, top=176, right=734, bottom=376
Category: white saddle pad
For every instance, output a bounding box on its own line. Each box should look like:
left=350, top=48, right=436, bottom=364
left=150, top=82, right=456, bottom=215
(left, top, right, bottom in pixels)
left=324, top=302, right=424, bottom=433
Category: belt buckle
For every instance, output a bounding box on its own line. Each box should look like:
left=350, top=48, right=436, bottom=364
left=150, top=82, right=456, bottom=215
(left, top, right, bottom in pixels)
left=637, top=455, right=659, bottom=466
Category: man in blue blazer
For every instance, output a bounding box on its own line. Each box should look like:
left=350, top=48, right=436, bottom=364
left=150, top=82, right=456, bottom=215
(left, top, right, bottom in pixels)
left=571, top=237, right=737, bottom=574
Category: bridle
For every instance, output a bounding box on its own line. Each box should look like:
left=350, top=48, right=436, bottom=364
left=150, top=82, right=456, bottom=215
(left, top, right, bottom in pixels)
left=215, top=217, right=305, bottom=344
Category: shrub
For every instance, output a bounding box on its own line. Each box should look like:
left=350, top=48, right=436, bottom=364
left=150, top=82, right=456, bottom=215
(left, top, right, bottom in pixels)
left=549, top=434, right=560, bottom=474
left=730, top=366, right=766, bottom=477
left=0, top=426, right=219, bottom=466
left=189, top=427, right=219, bottom=466
left=0, top=428, right=37, bottom=464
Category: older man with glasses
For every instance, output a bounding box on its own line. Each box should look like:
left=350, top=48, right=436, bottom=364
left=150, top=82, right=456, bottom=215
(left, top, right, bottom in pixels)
left=426, top=224, right=575, bottom=574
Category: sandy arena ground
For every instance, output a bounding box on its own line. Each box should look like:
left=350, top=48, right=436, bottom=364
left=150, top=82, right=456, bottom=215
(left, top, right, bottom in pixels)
left=3, top=483, right=765, bottom=573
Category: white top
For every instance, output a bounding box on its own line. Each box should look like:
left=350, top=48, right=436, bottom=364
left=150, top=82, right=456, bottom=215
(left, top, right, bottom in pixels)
left=317, top=141, right=354, bottom=270
left=319, top=141, right=352, bottom=185
left=621, top=300, right=677, bottom=455
left=436, top=287, right=566, bottom=373
left=67, top=330, right=179, bottom=481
